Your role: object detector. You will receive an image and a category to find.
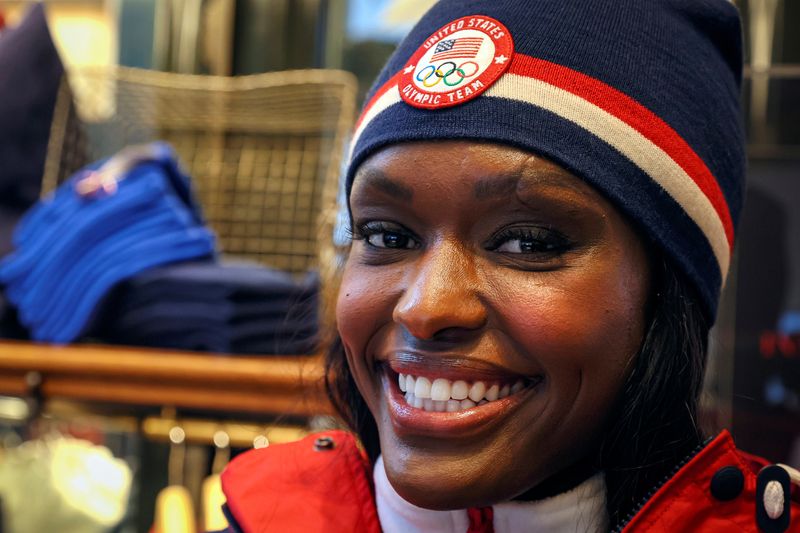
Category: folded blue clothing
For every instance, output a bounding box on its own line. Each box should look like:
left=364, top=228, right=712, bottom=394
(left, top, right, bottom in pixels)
left=2, top=177, right=164, bottom=296
left=108, top=302, right=312, bottom=332
left=116, top=291, right=306, bottom=318
left=0, top=143, right=216, bottom=343
left=39, top=228, right=214, bottom=342
left=88, top=261, right=320, bottom=354
left=25, top=206, right=198, bottom=320
left=119, top=260, right=306, bottom=294
left=15, top=206, right=178, bottom=320
left=11, top=143, right=202, bottom=247
left=0, top=290, right=27, bottom=339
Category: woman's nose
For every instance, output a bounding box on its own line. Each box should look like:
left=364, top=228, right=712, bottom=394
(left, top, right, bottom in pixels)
left=392, top=241, right=487, bottom=340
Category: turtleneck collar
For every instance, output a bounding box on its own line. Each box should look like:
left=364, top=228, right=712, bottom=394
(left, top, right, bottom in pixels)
left=373, top=456, right=608, bottom=533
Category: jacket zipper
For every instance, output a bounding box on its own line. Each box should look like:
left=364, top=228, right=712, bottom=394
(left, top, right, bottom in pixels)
left=610, top=437, right=712, bottom=533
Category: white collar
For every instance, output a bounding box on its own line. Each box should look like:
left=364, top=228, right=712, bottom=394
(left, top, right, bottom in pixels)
left=374, top=456, right=608, bottom=533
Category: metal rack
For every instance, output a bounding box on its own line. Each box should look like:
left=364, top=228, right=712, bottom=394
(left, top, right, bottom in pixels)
left=43, top=66, right=357, bottom=276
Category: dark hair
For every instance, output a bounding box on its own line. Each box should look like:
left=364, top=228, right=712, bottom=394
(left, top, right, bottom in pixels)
left=324, top=254, right=710, bottom=529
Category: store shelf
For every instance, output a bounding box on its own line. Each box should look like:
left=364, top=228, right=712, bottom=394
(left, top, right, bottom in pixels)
left=0, top=341, right=331, bottom=416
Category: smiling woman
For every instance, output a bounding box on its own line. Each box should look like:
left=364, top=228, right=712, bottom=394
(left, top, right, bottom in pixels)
left=341, top=142, right=651, bottom=514
left=216, top=1, right=800, bottom=532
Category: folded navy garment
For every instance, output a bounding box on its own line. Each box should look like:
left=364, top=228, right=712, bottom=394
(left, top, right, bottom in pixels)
left=91, top=262, right=319, bottom=355
left=0, top=143, right=216, bottom=343
left=0, top=3, right=64, bottom=214
left=0, top=290, right=27, bottom=340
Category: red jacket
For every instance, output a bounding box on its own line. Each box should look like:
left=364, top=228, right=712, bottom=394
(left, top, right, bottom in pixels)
left=220, top=430, right=799, bottom=532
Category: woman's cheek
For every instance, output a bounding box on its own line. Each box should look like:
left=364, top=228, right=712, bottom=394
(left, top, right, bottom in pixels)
left=336, top=261, right=403, bottom=366
left=495, top=275, right=642, bottom=370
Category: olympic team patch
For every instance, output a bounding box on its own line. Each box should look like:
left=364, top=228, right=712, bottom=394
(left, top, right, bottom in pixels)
left=399, top=15, right=513, bottom=109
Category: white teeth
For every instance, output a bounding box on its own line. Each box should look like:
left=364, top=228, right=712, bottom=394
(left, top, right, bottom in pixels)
left=406, top=375, right=416, bottom=393
left=486, top=384, right=499, bottom=402
left=468, top=381, right=487, bottom=402
left=451, top=380, right=469, bottom=400
left=430, top=378, right=451, bottom=401
left=397, top=372, right=532, bottom=412
left=414, top=377, right=432, bottom=399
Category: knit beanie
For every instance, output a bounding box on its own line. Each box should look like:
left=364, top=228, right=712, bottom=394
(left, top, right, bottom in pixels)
left=346, top=0, right=745, bottom=321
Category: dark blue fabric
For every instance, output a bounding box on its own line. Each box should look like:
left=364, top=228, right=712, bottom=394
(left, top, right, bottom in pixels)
left=219, top=504, right=244, bottom=533
left=0, top=143, right=216, bottom=343
left=0, top=3, right=64, bottom=255
left=0, top=291, right=27, bottom=340
left=347, top=0, right=745, bottom=321
left=91, top=262, right=319, bottom=355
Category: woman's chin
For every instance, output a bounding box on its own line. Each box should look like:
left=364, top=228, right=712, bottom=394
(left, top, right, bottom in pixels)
left=389, top=475, right=486, bottom=511
left=381, top=452, right=525, bottom=511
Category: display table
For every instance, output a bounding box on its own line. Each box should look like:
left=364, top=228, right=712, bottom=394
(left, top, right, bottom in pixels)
left=0, top=341, right=331, bottom=416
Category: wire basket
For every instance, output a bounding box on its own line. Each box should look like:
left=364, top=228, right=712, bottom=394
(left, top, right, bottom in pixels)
left=43, top=67, right=357, bottom=277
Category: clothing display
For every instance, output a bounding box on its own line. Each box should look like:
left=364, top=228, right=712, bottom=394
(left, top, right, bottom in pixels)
left=219, top=430, right=800, bottom=533
left=0, top=3, right=64, bottom=257
left=92, top=261, right=318, bottom=355
left=0, top=142, right=216, bottom=343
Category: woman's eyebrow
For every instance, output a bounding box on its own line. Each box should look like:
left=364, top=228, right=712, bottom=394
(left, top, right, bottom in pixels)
left=474, top=175, right=519, bottom=199
left=358, top=168, right=414, bottom=202
left=474, top=170, right=590, bottom=200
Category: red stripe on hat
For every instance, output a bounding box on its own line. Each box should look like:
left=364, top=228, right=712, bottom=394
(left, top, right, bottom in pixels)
left=508, top=54, right=734, bottom=250
left=355, top=71, right=403, bottom=131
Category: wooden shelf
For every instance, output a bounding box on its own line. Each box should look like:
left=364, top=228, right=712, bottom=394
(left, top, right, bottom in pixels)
left=0, top=341, right=332, bottom=416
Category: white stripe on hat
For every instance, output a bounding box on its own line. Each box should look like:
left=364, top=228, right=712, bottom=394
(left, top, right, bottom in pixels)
left=349, top=85, right=402, bottom=160
left=486, top=73, right=730, bottom=279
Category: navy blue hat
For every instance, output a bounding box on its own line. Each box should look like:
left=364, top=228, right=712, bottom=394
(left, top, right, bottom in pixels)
left=346, top=0, right=746, bottom=321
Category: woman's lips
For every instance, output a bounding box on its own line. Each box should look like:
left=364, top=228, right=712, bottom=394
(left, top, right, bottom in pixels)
left=381, top=366, right=544, bottom=438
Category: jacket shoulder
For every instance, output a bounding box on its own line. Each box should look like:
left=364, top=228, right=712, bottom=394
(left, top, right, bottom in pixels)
left=220, top=430, right=380, bottom=533
left=623, top=430, right=800, bottom=532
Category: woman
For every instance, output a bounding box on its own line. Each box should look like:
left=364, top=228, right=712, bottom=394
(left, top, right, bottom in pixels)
left=219, top=1, right=800, bottom=531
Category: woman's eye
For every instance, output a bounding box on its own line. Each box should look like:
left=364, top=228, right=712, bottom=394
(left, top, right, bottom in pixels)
left=366, top=231, right=415, bottom=249
left=495, top=238, right=556, bottom=254
left=489, top=228, right=569, bottom=255
left=356, top=222, right=419, bottom=250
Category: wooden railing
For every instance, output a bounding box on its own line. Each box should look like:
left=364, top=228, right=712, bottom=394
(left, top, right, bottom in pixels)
left=0, top=341, right=331, bottom=416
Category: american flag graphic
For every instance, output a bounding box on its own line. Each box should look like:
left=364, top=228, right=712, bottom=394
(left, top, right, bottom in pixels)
left=430, top=37, right=484, bottom=62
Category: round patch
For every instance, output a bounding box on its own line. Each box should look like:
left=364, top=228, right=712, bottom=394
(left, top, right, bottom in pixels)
left=399, top=15, right=513, bottom=110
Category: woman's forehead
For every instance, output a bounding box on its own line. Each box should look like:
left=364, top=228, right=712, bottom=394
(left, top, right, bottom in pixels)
left=350, top=141, right=600, bottom=205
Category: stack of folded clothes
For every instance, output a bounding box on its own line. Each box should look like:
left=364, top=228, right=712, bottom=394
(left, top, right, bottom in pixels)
left=0, top=143, right=216, bottom=343
left=91, top=262, right=318, bottom=355
left=0, top=291, right=26, bottom=340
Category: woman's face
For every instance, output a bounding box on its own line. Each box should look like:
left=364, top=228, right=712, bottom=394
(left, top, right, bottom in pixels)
left=337, top=141, right=651, bottom=509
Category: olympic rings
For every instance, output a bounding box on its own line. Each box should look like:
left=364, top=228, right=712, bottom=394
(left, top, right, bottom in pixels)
left=443, top=68, right=467, bottom=86
left=422, top=73, right=441, bottom=87
left=416, top=65, right=436, bottom=82
left=435, top=61, right=458, bottom=78
left=414, top=60, right=481, bottom=88
left=458, top=61, right=479, bottom=78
